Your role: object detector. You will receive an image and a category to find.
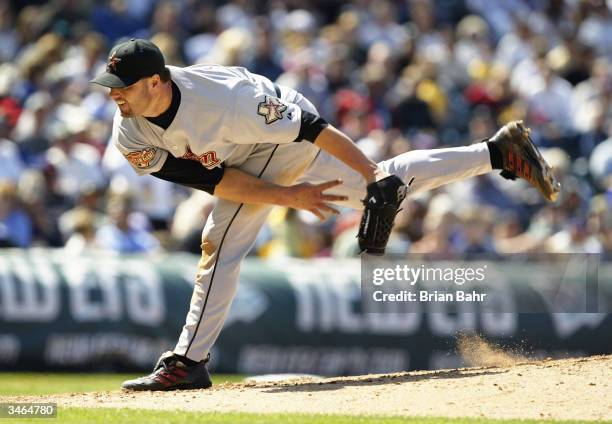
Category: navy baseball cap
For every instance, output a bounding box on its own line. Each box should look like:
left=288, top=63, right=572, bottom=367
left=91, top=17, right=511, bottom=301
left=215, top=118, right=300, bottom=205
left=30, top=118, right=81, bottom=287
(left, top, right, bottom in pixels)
left=91, top=38, right=166, bottom=88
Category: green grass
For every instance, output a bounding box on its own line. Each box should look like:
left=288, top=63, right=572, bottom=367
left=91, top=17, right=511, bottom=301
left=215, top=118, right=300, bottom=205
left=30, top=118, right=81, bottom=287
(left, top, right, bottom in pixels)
left=0, top=372, right=244, bottom=396
left=10, top=409, right=602, bottom=424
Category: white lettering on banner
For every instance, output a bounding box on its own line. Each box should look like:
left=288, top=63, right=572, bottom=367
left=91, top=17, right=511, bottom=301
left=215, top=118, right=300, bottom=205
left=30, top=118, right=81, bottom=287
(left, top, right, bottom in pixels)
left=368, top=313, right=421, bottom=334
left=225, top=285, right=269, bottom=327
left=0, top=255, right=167, bottom=326
left=480, top=287, right=517, bottom=335
left=44, top=333, right=170, bottom=367
left=425, top=285, right=518, bottom=336
left=333, top=275, right=361, bottom=333
left=319, top=272, right=336, bottom=333
left=286, top=266, right=421, bottom=335
left=364, top=282, right=422, bottom=333
left=237, top=344, right=409, bottom=375
left=97, top=265, right=122, bottom=319
left=123, top=261, right=164, bottom=326
left=289, top=263, right=516, bottom=337
left=429, top=351, right=462, bottom=369
left=288, top=271, right=327, bottom=332
left=0, top=334, right=20, bottom=364
left=63, top=259, right=121, bottom=322
left=550, top=313, right=607, bottom=338
left=481, top=312, right=517, bottom=336
left=428, top=303, right=478, bottom=336
left=0, top=256, right=59, bottom=322
left=289, top=269, right=355, bottom=333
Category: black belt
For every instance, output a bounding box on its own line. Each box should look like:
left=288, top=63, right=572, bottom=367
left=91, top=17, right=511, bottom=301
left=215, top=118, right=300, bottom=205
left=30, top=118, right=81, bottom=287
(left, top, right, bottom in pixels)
left=274, top=83, right=281, bottom=98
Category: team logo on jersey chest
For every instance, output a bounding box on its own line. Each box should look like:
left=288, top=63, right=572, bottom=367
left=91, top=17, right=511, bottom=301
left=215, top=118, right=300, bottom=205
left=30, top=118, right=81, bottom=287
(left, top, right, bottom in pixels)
left=182, top=147, right=221, bottom=168
left=126, top=147, right=156, bottom=169
left=257, top=96, right=287, bottom=124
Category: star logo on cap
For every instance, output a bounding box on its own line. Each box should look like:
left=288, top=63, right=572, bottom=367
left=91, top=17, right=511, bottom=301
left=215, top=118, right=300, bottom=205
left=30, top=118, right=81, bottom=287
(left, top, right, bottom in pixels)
left=257, top=96, right=287, bottom=124
left=107, top=54, right=122, bottom=73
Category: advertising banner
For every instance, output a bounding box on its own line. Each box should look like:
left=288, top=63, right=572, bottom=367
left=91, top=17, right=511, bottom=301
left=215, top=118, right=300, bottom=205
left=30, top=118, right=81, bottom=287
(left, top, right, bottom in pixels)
left=0, top=249, right=610, bottom=374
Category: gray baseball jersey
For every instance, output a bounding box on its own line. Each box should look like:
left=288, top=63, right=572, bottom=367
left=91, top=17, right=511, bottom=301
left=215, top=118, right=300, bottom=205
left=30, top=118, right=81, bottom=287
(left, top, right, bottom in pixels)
left=112, top=64, right=306, bottom=176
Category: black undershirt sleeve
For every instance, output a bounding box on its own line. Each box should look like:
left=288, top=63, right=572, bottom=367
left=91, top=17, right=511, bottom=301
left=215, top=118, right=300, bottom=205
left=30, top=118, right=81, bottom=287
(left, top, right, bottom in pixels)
left=151, top=155, right=225, bottom=195
left=294, top=110, right=329, bottom=143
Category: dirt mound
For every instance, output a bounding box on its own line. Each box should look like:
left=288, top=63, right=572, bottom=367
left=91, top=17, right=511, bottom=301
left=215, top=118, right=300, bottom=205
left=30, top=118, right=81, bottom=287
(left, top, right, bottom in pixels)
left=8, top=355, right=612, bottom=421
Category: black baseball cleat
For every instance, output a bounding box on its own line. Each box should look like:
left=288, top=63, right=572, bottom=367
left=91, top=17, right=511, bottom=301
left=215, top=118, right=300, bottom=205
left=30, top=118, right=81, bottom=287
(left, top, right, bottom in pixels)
left=122, top=351, right=212, bottom=391
left=488, top=120, right=561, bottom=202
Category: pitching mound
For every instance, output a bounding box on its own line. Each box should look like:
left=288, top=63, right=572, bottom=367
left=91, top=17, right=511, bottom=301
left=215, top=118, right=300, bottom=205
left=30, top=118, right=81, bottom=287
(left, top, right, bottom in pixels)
left=10, top=355, right=612, bottom=421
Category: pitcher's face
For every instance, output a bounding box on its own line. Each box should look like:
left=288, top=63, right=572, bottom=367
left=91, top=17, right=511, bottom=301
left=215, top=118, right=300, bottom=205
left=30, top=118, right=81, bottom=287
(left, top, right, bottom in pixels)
left=109, top=78, right=153, bottom=117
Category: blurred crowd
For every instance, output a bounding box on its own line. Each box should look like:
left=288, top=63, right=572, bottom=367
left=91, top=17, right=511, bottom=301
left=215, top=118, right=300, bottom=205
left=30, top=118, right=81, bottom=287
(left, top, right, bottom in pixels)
left=0, top=0, right=611, bottom=258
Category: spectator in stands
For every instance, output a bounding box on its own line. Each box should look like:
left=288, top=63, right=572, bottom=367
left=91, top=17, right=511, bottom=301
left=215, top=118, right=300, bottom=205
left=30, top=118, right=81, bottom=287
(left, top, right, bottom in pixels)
left=96, top=193, right=160, bottom=253
left=0, top=116, right=24, bottom=182
left=11, top=91, right=54, bottom=164
left=63, top=208, right=101, bottom=254
left=0, top=179, right=32, bottom=247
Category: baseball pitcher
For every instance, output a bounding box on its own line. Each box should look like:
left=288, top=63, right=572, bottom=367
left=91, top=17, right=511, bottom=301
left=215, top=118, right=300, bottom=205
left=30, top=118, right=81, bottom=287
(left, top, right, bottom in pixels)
left=91, top=39, right=560, bottom=391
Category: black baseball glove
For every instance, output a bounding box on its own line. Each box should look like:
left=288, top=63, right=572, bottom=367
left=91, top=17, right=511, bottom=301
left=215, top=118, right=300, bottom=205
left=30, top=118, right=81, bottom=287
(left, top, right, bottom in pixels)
left=357, top=175, right=412, bottom=255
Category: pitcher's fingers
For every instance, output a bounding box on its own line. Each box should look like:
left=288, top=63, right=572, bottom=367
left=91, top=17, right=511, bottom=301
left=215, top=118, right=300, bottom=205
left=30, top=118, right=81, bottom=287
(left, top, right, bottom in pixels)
left=320, top=203, right=340, bottom=215
left=321, top=193, right=349, bottom=202
left=309, top=208, right=325, bottom=220
left=316, top=179, right=343, bottom=191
